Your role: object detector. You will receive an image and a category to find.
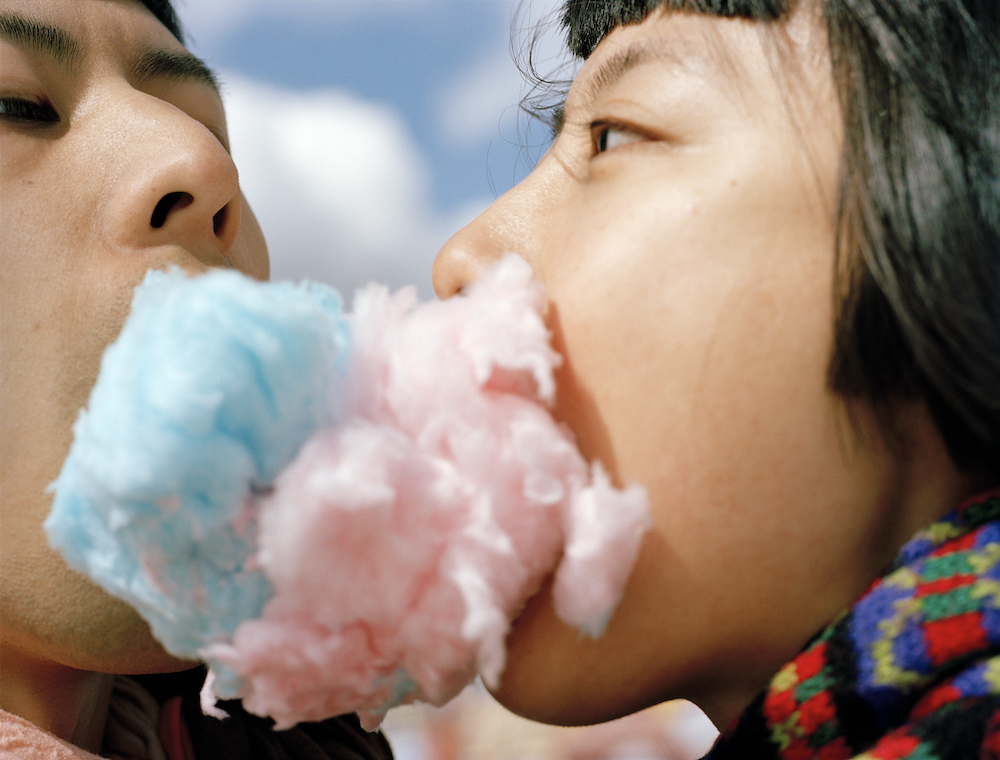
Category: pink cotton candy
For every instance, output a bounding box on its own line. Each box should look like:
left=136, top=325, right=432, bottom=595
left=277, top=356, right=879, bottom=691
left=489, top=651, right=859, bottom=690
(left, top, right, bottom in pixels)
left=201, top=255, right=650, bottom=730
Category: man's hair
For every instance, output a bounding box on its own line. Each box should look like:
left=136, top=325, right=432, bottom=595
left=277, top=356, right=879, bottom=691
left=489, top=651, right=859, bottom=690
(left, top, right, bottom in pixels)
left=559, top=0, right=1000, bottom=478
left=139, top=0, right=184, bottom=44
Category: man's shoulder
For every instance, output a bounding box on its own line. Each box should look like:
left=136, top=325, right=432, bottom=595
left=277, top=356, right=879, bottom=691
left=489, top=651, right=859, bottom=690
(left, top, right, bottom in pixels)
left=0, top=708, right=105, bottom=760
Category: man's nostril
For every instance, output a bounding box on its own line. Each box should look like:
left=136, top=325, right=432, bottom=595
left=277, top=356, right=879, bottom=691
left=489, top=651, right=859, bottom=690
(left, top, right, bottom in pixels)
left=213, top=205, right=227, bottom=237
left=150, top=192, right=194, bottom=229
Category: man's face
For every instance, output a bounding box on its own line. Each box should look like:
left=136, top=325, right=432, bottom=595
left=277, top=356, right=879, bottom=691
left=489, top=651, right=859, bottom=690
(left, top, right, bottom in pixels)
left=0, top=0, right=268, bottom=674
left=433, top=3, right=913, bottom=728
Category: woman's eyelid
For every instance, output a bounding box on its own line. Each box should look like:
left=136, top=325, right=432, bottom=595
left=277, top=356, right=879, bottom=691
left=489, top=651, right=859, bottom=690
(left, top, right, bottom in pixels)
left=590, top=120, right=649, bottom=154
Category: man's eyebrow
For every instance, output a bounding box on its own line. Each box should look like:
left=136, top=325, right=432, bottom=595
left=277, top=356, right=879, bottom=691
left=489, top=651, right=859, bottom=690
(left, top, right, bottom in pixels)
left=0, top=12, right=83, bottom=69
left=132, top=47, right=222, bottom=95
left=0, top=12, right=220, bottom=97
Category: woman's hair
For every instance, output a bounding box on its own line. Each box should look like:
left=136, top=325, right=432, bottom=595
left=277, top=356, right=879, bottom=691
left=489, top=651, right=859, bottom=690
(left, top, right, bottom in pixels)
left=139, top=0, right=184, bottom=43
left=556, top=0, right=1000, bottom=478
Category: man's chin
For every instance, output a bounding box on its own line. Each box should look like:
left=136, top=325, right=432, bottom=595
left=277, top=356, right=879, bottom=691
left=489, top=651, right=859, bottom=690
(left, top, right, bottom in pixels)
left=30, top=593, right=201, bottom=676
left=76, top=605, right=199, bottom=676
left=111, top=644, right=200, bottom=676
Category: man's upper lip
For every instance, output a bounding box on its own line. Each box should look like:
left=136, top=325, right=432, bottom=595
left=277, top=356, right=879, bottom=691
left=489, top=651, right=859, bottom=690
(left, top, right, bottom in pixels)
left=156, top=245, right=233, bottom=274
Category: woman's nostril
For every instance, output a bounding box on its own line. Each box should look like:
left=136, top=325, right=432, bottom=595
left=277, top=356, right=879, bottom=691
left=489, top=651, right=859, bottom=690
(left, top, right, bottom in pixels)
left=150, top=192, right=193, bottom=229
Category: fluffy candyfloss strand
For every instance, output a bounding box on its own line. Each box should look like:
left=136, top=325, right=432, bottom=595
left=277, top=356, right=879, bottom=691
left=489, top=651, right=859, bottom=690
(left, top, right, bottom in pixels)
left=47, top=255, right=650, bottom=730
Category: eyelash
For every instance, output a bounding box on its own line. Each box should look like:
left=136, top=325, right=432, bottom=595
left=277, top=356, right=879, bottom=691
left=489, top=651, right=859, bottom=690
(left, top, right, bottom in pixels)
left=0, top=97, right=60, bottom=124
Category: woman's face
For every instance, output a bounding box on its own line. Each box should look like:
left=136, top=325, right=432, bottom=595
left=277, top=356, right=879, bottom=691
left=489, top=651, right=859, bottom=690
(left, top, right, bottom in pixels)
left=0, top=0, right=267, bottom=675
left=434, top=4, right=922, bottom=727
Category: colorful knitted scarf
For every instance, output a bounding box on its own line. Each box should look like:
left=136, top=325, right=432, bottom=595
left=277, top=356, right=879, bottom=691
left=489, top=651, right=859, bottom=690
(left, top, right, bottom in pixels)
left=705, top=489, right=1000, bottom=760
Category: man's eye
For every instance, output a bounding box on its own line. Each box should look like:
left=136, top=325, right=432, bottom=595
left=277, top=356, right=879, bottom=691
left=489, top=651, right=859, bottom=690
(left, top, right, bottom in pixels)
left=0, top=97, right=59, bottom=124
left=592, top=123, right=645, bottom=154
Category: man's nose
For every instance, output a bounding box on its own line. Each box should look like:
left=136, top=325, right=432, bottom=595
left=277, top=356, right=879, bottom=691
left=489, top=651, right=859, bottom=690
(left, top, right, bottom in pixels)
left=98, top=88, right=242, bottom=269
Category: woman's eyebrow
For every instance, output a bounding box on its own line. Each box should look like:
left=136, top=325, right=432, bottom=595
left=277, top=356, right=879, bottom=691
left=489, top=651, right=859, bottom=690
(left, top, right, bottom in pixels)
left=586, top=45, right=652, bottom=103
left=551, top=38, right=709, bottom=140
left=586, top=37, right=713, bottom=104
left=0, top=12, right=83, bottom=70
left=549, top=46, right=649, bottom=141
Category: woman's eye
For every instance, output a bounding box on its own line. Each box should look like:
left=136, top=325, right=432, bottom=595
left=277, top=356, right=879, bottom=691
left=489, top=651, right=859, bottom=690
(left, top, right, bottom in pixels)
left=592, top=123, right=645, bottom=154
left=0, top=97, right=59, bottom=124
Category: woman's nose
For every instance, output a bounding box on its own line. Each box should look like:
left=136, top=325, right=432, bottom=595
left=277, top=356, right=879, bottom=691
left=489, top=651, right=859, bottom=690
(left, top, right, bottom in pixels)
left=433, top=166, right=556, bottom=299
left=100, top=90, right=243, bottom=268
left=432, top=211, right=502, bottom=299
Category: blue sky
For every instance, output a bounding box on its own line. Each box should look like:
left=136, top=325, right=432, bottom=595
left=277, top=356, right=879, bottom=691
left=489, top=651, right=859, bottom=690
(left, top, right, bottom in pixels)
left=174, top=1, right=572, bottom=297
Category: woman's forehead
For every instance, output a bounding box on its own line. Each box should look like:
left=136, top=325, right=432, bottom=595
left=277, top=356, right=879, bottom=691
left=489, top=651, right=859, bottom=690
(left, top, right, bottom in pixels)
left=566, top=15, right=735, bottom=115
left=564, top=6, right=828, bottom=120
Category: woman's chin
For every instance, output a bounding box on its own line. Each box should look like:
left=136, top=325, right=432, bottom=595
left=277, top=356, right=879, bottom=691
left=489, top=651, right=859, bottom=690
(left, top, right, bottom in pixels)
left=490, top=582, right=602, bottom=726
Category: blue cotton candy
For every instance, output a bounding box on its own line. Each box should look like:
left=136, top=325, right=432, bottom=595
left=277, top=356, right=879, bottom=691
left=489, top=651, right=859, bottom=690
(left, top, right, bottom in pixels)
left=45, top=268, right=350, bottom=658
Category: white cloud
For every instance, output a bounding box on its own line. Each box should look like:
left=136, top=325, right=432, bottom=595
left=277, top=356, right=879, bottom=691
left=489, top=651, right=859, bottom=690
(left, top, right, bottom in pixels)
left=173, top=0, right=255, bottom=53
left=223, top=75, right=489, bottom=298
left=172, top=1, right=548, bottom=298
left=437, top=37, right=524, bottom=150
left=436, top=0, right=575, bottom=151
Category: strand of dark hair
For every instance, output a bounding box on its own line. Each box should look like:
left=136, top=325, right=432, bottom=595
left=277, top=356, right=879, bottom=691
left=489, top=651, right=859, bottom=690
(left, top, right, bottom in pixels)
left=139, top=0, right=184, bottom=44
left=828, top=0, right=1000, bottom=474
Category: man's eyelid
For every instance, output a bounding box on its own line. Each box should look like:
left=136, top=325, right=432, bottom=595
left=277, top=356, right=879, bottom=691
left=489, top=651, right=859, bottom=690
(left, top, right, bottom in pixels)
left=198, top=99, right=232, bottom=154
left=210, top=124, right=232, bottom=154
left=0, top=95, right=60, bottom=124
left=203, top=88, right=231, bottom=152
left=185, top=109, right=231, bottom=155
left=0, top=72, right=62, bottom=125
left=144, top=78, right=232, bottom=154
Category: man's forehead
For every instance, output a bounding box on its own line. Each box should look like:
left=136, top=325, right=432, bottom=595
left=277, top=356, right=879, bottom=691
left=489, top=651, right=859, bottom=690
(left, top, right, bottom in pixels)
left=1, top=0, right=182, bottom=52
left=0, top=2, right=219, bottom=97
